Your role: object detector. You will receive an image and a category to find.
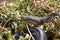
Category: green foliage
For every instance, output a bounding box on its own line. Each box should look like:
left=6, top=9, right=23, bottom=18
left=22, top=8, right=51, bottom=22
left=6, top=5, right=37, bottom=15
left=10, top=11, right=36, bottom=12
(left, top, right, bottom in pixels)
left=0, top=0, right=60, bottom=40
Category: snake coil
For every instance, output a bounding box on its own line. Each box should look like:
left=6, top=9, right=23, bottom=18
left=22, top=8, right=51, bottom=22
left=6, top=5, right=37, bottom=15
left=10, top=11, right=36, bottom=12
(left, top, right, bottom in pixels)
left=14, top=12, right=60, bottom=40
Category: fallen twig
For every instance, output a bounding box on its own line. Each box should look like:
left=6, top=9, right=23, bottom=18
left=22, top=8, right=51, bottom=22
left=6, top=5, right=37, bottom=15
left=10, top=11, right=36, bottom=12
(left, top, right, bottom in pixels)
left=26, top=24, right=35, bottom=40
